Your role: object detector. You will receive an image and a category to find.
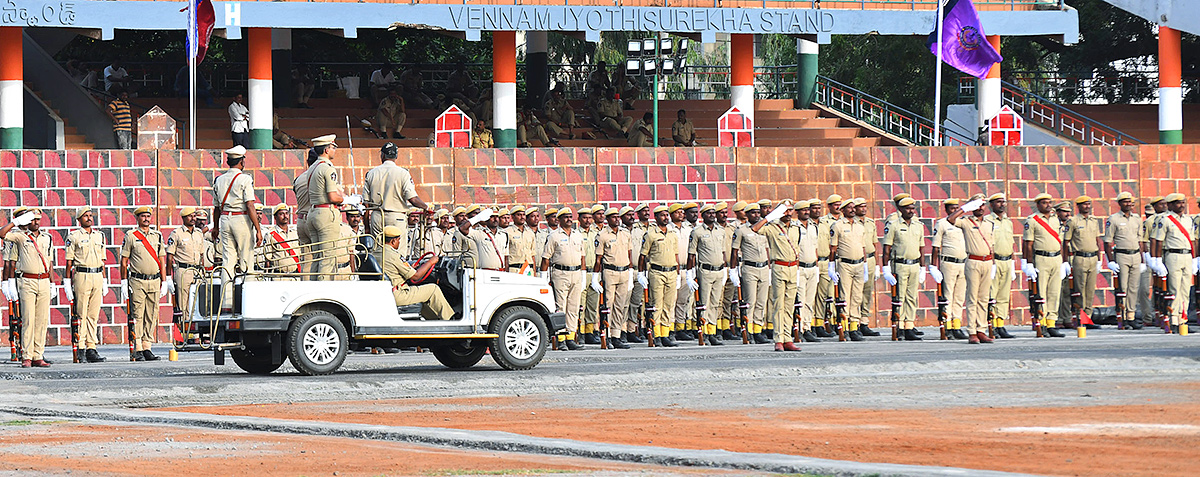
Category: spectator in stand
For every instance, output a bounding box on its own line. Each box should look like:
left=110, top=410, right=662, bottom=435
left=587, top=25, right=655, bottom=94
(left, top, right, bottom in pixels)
left=104, top=59, right=137, bottom=95
left=517, top=108, right=559, bottom=147
left=446, top=62, right=479, bottom=103
left=293, top=63, right=315, bottom=109
left=471, top=119, right=493, bottom=149
left=585, top=61, right=611, bottom=106
left=671, top=109, right=699, bottom=146
left=107, top=89, right=134, bottom=149
left=174, top=65, right=215, bottom=107
left=397, top=65, right=435, bottom=109
left=376, top=87, right=407, bottom=139
left=66, top=59, right=99, bottom=90
left=272, top=113, right=305, bottom=149
left=369, top=62, right=397, bottom=106
left=229, top=93, right=250, bottom=147
left=590, top=88, right=632, bottom=138
left=628, top=112, right=654, bottom=147
left=611, top=67, right=640, bottom=111
left=543, top=85, right=579, bottom=140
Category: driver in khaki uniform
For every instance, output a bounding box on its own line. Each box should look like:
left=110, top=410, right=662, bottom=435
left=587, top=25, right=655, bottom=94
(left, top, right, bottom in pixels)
left=381, top=226, right=453, bottom=320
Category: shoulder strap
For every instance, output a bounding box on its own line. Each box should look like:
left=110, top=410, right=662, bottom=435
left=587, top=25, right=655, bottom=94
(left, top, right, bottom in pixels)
left=1031, top=215, right=1060, bottom=243
left=219, top=171, right=243, bottom=210
left=132, top=230, right=161, bottom=266
left=269, top=230, right=301, bottom=272
left=26, top=232, right=49, bottom=273
left=1166, top=215, right=1193, bottom=245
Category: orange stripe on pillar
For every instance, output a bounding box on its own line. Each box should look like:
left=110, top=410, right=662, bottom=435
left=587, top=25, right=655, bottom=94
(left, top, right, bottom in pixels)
left=985, top=35, right=1001, bottom=79
left=248, top=27, right=272, bottom=81
left=730, top=34, right=753, bottom=86
left=493, top=31, right=517, bottom=84
left=1159, top=27, right=1181, bottom=88
left=0, top=27, right=22, bottom=82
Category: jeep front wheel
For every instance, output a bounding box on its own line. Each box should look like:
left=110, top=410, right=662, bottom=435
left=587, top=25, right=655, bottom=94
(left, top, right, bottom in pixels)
left=230, top=347, right=283, bottom=375
left=430, top=342, right=487, bottom=368
left=489, top=306, right=548, bottom=370
left=286, top=310, right=347, bottom=376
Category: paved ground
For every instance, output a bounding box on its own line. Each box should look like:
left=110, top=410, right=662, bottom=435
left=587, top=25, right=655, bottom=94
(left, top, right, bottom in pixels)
left=1, top=326, right=1198, bottom=476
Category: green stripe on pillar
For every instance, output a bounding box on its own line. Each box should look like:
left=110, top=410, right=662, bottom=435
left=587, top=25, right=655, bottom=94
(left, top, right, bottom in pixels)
left=493, top=129, right=516, bottom=148
left=0, top=127, right=22, bottom=149
left=796, top=38, right=818, bottom=107
left=250, top=129, right=272, bottom=149
left=1160, top=130, right=1183, bottom=144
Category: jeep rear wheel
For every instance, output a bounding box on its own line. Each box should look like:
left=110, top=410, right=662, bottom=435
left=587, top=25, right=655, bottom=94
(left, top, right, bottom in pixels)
left=286, top=310, right=347, bottom=376
left=489, top=306, right=548, bottom=370
left=430, top=342, right=487, bottom=368
left=230, top=347, right=283, bottom=375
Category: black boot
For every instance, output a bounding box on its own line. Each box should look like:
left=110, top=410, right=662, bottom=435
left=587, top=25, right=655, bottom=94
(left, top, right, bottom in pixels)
left=814, top=326, right=833, bottom=338
left=953, top=329, right=970, bottom=340
left=653, top=337, right=663, bottom=347
left=142, top=349, right=160, bottom=361
left=85, top=349, right=106, bottom=363
left=848, top=330, right=865, bottom=342
left=721, top=329, right=738, bottom=341
left=914, top=328, right=925, bottom=335
left=681, top=329, right=696, bottom=341
left=995, top=327, right=1015, bottom=339
left=706, top=334, right=725, bottom=346
left=1170, top=325, right=1179, bottom=334
left=763, top=328, right=774, bottom=339
left=132, top=350, right=145, bottom=361
left=752, top=332, right=771, bottom=344
left=564, top=339, right=584, bottom=350
left=859, top=324, right=881, bottom=337
left=660, top=333, right=679, bottom=347
left=584, top=333, right=602, bottom=345
left=609, top=337, right=630, bottom=349
left=1130, top=320, right=1145, bottom=330
left=1045, top=327, right=1065, bottom=337
left=904, top=328, right=922, bottom=341
left=945, top=329, right=961, bottom=340
left=802, top=330, right=820, bottom=342
left=624, top=332, right=644, bottom=344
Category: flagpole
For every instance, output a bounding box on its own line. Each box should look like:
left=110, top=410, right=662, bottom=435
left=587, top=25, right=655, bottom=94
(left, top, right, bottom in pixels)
left=932, top=0, right=945, bottom=146
left=188, top=0, right=197, bottom=149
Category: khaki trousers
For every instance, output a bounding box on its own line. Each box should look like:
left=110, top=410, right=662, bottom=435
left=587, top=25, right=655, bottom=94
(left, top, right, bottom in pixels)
left=219, top=212, right=254, bottom=306
left=518, top=124, right=550, bottom=146
left=600, top=115, right=633, bottom=133
left=376, top=109, right=406, bottom=133
left=940, top=260, right=967, bottom=327
left=963, top=259, right=992, bottom=334
left=648, top=269, right=678, bottom=337
left=582, top=272, right=600, bottom=333
left=547, top=109, right=577, bottom=130
left=796, top=265, right=819, bottom=331
left=697, top=267, right=725, bottom=328
left=627, top=281, right=645, bottom=334
left=894, top=262, right=920, bottom=328
left=741, top=264, right=770, bottom=333
left=674, top=279, right=693, bottom=328
left=551, top=269, right=584, bottom=338
left=1164, top=253, right=1192, bottom=325
left=1137, top=264, right=1153, bottom=323
left=860, top=262, right=877, bottom=324
left=305, top=207, right=341, bottom=281
left=1070, top=255, right=1099, bottom=316
left=769, top=263, right=798, bottom=343
left=18, top=277, right=50, bottom=360
left=130, top=277, right=160, bottom=349
left=990, top=259, right=1013, bottom=326
left=719, top=277, right=736, bottom=330
left=1114, top=253, right=1142, bottom=321
left=1034, top=254, right=1064, bottom=327
left=814, top=258, right=832, bottom=325
left=837, top=260, right=867, bottom=326
left=602, top=269, right=631, bottom=336
left=393, top=283, right=454, bottom=320
left=73, top=271, right=105, bottom=349
left=173, top=268, right=199, bottom=318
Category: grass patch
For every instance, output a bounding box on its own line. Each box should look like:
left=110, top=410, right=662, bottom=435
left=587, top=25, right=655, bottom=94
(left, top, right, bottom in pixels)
left=1, top=419, right=69, bottom=426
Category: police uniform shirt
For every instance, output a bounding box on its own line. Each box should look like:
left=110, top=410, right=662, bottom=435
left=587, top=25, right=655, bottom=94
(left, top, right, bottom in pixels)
left=383, top=248, right=418, bottom=283
left=293, top=168, right=312, bottom=215
left=641, top=226, right=680, bottom=267
left=65, top=228, right=107, bottom=269
left=1151, top=211, right=1195, bottom=251
left=363, top=161, right=418, bottom=213
left=308, top=159, right=342, bottom=206
left=953, top=215, right=995, bottom=257
left=265, top=226, right=301, bottom=272
left=583, top=225, right=599, bottom=268
left=689, top=224, right=727, bottom=267
left=756, top=222, right=799, bottom=262
left=1023, top=212, right=1063, bottom=253
left=596, top=226, right=633, bottom=267
left=933, top=217, right=968, bottom=259
left=882, top=217, right=926, bottom=261
left=4, top=230, right=52, bottom=274
left=797, top=220, right=819, bottom=263
left=166, top=226, right=205, bottom=267
left=733, top=224, right=769, bottom=264
left=455, top=227, right=505, bottom=269
left=671, top=119, right=695, bottom=143
left=121, top=228, right=164, bottom=275
left=630, top=222, right=649, bottom=265
left=830, top=218, right=866, bottom=260
left=985, top=213, right=1016, bottom=257
left=816, top=214, right=837, bottom=259
left=1065, top=214, right=1102, bottom=253
left=213, top=168, right=256, bottom=211
left=862, top=217, right=878, bottom=258
left=675, top=222, right=693, bottom=266
left=544, top=229, right=585, bottom=267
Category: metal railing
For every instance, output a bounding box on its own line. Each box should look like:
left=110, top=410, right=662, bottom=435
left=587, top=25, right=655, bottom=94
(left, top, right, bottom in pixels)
left=815, top=75, right=974, bottom=146
left=957, top=77, right=1144, bottom=146
left=1002, top=71, right=1199, bottom=105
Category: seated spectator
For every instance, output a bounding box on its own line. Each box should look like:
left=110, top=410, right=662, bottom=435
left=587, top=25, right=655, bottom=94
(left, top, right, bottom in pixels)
left=585, top=61, right=611, bottom=106
left=376, top=87, right=407, bottom=139
left=589, top=88, right=632, bottom=137
left=272, top=113, right=304, bottom=149
left=104, top=59, right=137, bottom=96
left=611, top=67, right=640, bottom=111
left=446, top=62, right=479, bottom=101
left=106, top=89, right=134, bottom=149
left=398, top=65, right=435, bottom=109
left=471, top=119, right=493, bottom=148
left=174, top=65, right=215, bottom=107
left=293, top=63, right=315, bottom=109
left=369, top=62, right=396, bottom=105
left=229, top=93, right=250, bottom=147
left=518, top=108, right=559, bottom=147
left=671, top=109, right=700, bottom=146
left=542, top=85, right=578, bottom=140
left=628, top=112, right=653, bottom=147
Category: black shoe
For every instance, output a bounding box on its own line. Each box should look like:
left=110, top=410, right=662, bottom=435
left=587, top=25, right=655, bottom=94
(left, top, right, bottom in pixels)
left=954, top=329, right=971, bottom=340
left=721, top=329, right=738, bottom=340
left=1170, top=325, right=1179, bottom=334
left=706, top=334, right=725, bottom=346
left=391, top=132, right=405, bottom=139
left=564, top=339, right=584, bottom=350
left=624, top=332, right=644, bottom=344
left=610, top=337, right=630, bottom=349
left=996, top=327, right=1015, bottom=339
left=752, top=332, right=771, bottom=344
left=584, top=333, right=602, bottom=345
left=653, top=337, right=663, bottom=347
left=802, top=330, right=820, bottom=343
left=763, top=328, right=774, bottom=339
left=1045, top=327, right=1065, bottom=337
left=814, top=326, right=833, bottom=338
left=142, top=349, right=160, bottom=361
left=660, top=334, right=679, bottom=347
left=85, top=349, right=106, bottom=363
left=859, top=324, right=881, bottom=337
left=848, top=330, right=865, bottom=341
left=945, top=329, right=961, bottom=340
left=903, top=329, right=923, bottom=341
left=132, top=351, right=145, bottom=361
left=1130, top=320, right=1145, bottom=330
left=1085, top=323, right=1101, bottom=330
left=914, top=329, right=925, bottom=335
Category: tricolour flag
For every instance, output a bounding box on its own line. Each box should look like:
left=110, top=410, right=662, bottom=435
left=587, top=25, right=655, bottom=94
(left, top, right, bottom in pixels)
left=185, top=0, right=216, bottom=65
left=927, top=0, right=1003, bottom=79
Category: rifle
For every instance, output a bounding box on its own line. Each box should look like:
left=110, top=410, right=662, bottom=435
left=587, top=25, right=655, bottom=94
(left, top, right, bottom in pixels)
left=644, top=287, right=655, bottom=347
left=793, top=298, right=802, bottom=343
left=823, top=291, right=835, bottom=336
left=1113, top=270, right=1125, bottom=330
left=737, top=285, right=749, bottom=344
left=1028, top=275, right=1044, bottom=338
left=937, top=282, right=948, bottom=340
left=833, top=282, right=846, bottom=341
left=987, top=298, right=997, bottom=339
left=889, top=280, right=900, bottom=341
left=126, top=293, right=137, bottom=361
left=598, top=280, right=609, bottom=350
left=8, top=297, right=18, bottom=362
left=694, top=288, right=705, bottom=346
left=1068, top=271, right=1082, bottom=329
left=69, top=288, right=81, bottom=363
left=1162, top=273, right=1174, bottom=334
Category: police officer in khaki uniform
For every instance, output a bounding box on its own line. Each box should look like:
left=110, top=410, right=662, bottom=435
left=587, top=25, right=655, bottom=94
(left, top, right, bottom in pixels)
left=454, top=207, right=505, bottom=270
left=594, top=207, right=633, bottom=349
left=1148, top=193, right=1196, bottom=333
left=686, top=204, right=728, bottom=345
left=881, top=197, right=926, bottom=340
left=2, top=209, right=54, bottom=367
left=337, top=207, right=361, bottom=279
left=1064, top=195, right=1105, bottom=325
left=947, top=194, right=995, bottom=344
left=165, top=207, right=206, bottom=329
left=716, top=202, right=739, bottom=340
left=855, top=198, right=882, bottom=337
left=794, top=200, right=822, bottom=342
left=830, top=200, right=868, bottom=341
left=814, top=194, right=843, bottom=338
left=626, top=204, right=651, bottom=342
left=1137, top=198, right=1167, bottom=324
left=364, top=142, right=429, bottom=255
left=504, top=205, right=537, bottom=274
left=931, top=198, right=969, bottom=339
left=752, top=202, right=801, bottom=351
left=579, top=206, right=602, bottom=344
left=263, top=204, right=302, bottom=277
left=984, top=193, right=1017, bottom=338
left=212, top=145, right=263, bottom=297
left=542, top=208, right=586, bottom=350
left=381, top=226, right=454, bottom=320
left=301, top=135, right=348, bottom=280
left=64, top=206, right=109, bottom=362
left=731, top=203, right=770, bottom=343
left=121, top=206, right=170, bottom=361
left=673, top=203, right=699, bottom=339
left=1104, top=192, right=1145, bottom=329
left=637, top=205, right=681, bottom=347
left=1022, top=193, right=1067, bottom=337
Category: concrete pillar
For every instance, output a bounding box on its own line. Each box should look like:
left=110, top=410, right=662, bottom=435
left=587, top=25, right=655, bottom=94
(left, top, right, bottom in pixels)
left=730, top=33, right=754, bottom=122
left=795, top=37, right=818, bottom=108
left=247, top=27, right=273, bottom=149
left=1158, top=26, right=1182, bottom=144
left=272, top=28, right=293, bottom=108
left=0, top=27, right=22, bottom=149
left=525, top=31, right=549, bottom=108
left=492, top=31, right=517, bottom=148
left=977, top=35, right=1002, bottom=136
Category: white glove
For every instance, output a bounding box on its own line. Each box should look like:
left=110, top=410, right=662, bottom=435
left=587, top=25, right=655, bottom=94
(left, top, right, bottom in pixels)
left=1139, top=262, right=1147, bottom=273
left=1021, top=260, right=1037, bottom=281
left=827, top=262, right=839, bottom=284
left=590, top=273, right=602, bottom=293
left=1153, top=258, right=1168, bottom=277
left=105, top=282, right=113, bottom=297
left=159, top=280, right=172, bottom=298
left=1142, top=252, right=1152, bottom=265
left=763, top=204, right=787, bottom=223
left=120, top=279, right=130, bottom=302
left=626, top=270, right=635, bottom=292
left=729, top=267, right=741, bottom=288
left=861, top=263, right=869, bottom=283
left=918, top=266, right=927, bottom=284
left=468, top=208, right=493, bottom=226
left=1, top=279, right=13, bottom=301
left=928, top=265, right=944, bottom=284
left=1191, top=257, right=1199, bottom=276
left=64, top=279, right=74, bottom=301
left=686, top=269, right=699, bottom=291
left=675, top=273, right=682, bottom=289
left=882, top=265, right=897, bottom=286
left=960, top=199, right=984, bottom=212
left=1059, top=262, right=1071, bottom=280
left=11, top=211, right=37, bottom=227
left=1096, top=257, right=1103, bottom=270
left=795, top=269, right=802, bottom=284
left=989, top=264, right=996, bottom=280
left=1010, top=260, right=1017, bottom=283
left=874, top=265, right=881, bottom=279
left=341, top=194, right=363, bottom=206
left=637, top=271, right=648, bottom=288
left=1107, top=261, right=1120, bottom=274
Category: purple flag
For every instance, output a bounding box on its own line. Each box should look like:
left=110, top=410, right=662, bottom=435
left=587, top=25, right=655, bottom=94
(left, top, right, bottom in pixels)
left=927, top=0, right=1003, bottom=78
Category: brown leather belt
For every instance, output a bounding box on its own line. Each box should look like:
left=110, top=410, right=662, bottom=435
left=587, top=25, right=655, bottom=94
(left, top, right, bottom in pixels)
left=21, top=273, right=50, bottom=280
left=221, top=211, right=245, bottom=216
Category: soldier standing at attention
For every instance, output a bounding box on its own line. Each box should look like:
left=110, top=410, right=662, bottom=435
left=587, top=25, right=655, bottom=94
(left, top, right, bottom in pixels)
left=946, top=194, right=994, bottom=344
left=1065, top=196, right=1105, bottom=324
left=674, top=203, right=699, bottom=340
left=165, top=207, right=205, bottom=328
left=64, top=206, right=109, bottom=362
left=363, top=142, right=429, bottom=255
left=751, top=202, right=800, bottom=351
left=504, top=206, right=537, bottom=274
left=580, top=206, right=602, bottom=344
left=541, top=208, right=586, bottom=350
left=731, top=203, right=770, bottom=343
left=1103, top=192, right=1145, bottom=330
left=687, top=204, right=728, bottom=345
left=1022, top=193, right=1067, bottom=337
left=121, top=206, right=170, bottom=361
left=856, top=198, right=882, bottom=337
left=1137, top=198, right=1167, bottom=325
left=881, top=197, right=926, bottom=340
left=984, top=193, right=1017, bottom=338
left=793, top=200, right=821, bottom=342
left=931, top=198, right=969, bottom=339
left=1054, top=202, right=1076, bottom=327
left=830, top=200, right=868, bottom=341
left=212, top=145, right=263, bottom=294
left=594, top=207, right=633, bottom=349
left=638, top=205, right=680, bottom=347
left=813, top=195, right=843, bottom=339
left=716, top=202, right=738, bottom=340
left=619, top=206, right=645, bottom=343
left=2, top=209, right=53, bottom=367
left=1148, top=193, right=1196, bottom=333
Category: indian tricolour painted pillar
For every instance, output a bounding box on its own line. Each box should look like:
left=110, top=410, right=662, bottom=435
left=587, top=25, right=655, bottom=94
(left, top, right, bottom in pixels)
left=730, top=34, right=754, bottom=122
left=795, top=37, right=818, bottom=107
left=1158, top=26, right=1182, bottom=144
left=0, top=27, right=22, bottom=149
left=492, top=31, right=517, bottom=148
left=977, top=35, right=1002, bottom=136
left=248, top=27, right=273, bottom=149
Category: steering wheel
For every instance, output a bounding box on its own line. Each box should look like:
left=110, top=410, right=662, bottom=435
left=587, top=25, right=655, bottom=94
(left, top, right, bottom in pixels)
left=407, top=252, right=436, bottom=285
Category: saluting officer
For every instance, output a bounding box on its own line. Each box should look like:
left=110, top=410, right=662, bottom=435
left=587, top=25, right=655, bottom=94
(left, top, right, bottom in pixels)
left=947, top=194, right=994, bottom=344
left=932, top=198, right=969, bottom=339
left=121, top=206, right=170, bottom=361
left=541, top=208, right=586, bottom=350
left=302, top=135, right=348, bottom=280
left=638, top=205, right=681, bottom=347
left=65, top=206, right=109, bottom=362
left=794, top=200, right=821, bottom=342
left=687, top=204, right=728, bottom=345
left=752, top=202, right=801, bottom=351
left=830, top=199, right=868, bottom=341
left=165, top=207, right=206, bottom=324
left=363, top=142, right=429, bottom=254
left=212, top=145, right=263, bottom=296
left=594, top=207, right=633, bottom=349
left=2, top=208, right=53, bottom=367
left=1148, top=193, right=1196, bottom=333
left=881, top=197, right=926, bottom=340
left=1065, top=195, right=1105, bottom=324
left=731, top=203, right=770, bottom=343
left=454, top=207, right=505, bottom=270
left=1022, top=193, right=1067, bottom=337
left=984, top=193, right=1017, bottom=338
left=1104, top=192, right=1145, bottom=330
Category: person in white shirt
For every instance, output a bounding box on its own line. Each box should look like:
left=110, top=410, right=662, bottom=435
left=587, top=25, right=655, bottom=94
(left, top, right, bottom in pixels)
left=103, top=59, right=135, bottom=94
left=228, top=93, right=250, bottom=147
left=369, top=63, right=397, bottom=105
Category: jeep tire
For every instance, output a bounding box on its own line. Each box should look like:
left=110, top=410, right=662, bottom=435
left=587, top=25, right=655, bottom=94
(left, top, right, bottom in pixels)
left=286, top=310, right=348, bottom=376
left=489, top=305, right=548, bottom=370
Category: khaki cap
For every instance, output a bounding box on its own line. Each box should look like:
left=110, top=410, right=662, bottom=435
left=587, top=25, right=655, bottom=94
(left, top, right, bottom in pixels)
left=732, top=201, right=748, bottom=212
left=75, top=206, right=92, bottom=218
left=714, top=202, right=728, bottom=212
left=272, top=204, right=290, bottom=215
left=498, top=208, right=511, bottom=216
left=683, top=202, right=699, bottom=210
left=1074, top=195, right=1092, bottom=204
left=344, top=206, right=362, bottom=216
left=756, top=199, right=771, bottom=208
left=826, top=194, right=843, bottom=204
left=1055, top=202, right=1072, bottom=212
left=383, top=225, right=403, bottom=238
left=698, top=204, right=714, bottom=213
left=465, top=204, right=482, bottom=215
left=179, top=206, right=196, bottom=217
left=969, top=193, right=986, bottom=202
left=1032, top=193, right=1053, bottom=202
left=557, top=207, right=574, bottom=217
left=943, top=198, right=960, bottom=206
left=605, top=207, right=620, bottom=216
left=634, top=203, right=649, bottom=212
left=311, top=134, right=337, bottom=147
left=743, top=203, right=760, bottom=211
left=525, top=207, right=539, bottom=215
left=452, top=206, right=467, bottom=216
left=1164, top=192, right=1186, bottom=203
left=433, top=209, right=449, bottom=219
left=891, top=193, right=911, bottom=202
left=509, top=205, right=526, bottom=214
left=619, top=206, right=634, bottom=215
left=794, top=200, right=809, bottom=210
left=988, top=193, right=1006, bottom=202
left=653, top=205, right=669, bottom=214
left=1149, top=196, right=1164, bottom=205
left=133, top=206, right=153, bottom=215
left=897, top=197, right=916, bottom=207
left=1115, top=192, right=1134, bottom=201
left=545, top=207, right=558, bottom=216
left=668, top=204, right=683, bottom=213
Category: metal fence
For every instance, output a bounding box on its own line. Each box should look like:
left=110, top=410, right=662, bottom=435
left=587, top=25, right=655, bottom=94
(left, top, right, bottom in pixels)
left=816, top=75, right=974, bottom=146
left=958, top=77, right=1144, bottom=146
left=1000, top=71, right=1199, bottom=105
